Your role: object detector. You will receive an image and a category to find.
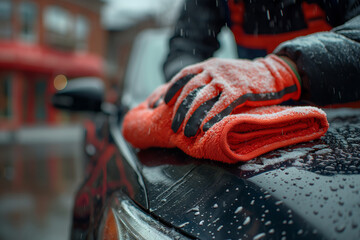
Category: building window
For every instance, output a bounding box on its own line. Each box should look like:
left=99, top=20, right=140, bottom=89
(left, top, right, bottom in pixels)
left=0, top=74, right=12, bottom=120
left=0, top=0, right=12, bottom=39
left=75, top=15, right=90, bottom=51
left=19, top=1, right=38, bottom=43
left=44, top=6, right=75, bottom=51
left=44, top=6, right=72, bottom=35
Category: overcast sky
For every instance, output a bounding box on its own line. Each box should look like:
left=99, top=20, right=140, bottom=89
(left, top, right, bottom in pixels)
left=101, top=0, right=184, bottom=30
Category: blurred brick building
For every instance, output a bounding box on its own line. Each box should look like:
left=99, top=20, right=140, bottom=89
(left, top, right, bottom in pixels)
left=0, top=0, right=106, bottom=129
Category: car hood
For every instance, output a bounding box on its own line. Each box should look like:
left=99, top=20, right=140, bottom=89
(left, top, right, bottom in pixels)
left=121, top=108, right=360, bottom=239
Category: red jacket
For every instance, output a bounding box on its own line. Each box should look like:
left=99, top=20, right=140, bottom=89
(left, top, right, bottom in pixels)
left=163, top=0, right=360, bottom=106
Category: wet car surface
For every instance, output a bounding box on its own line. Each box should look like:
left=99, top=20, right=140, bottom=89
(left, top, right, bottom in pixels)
left=53, top=28, right=360, bottom=239
left=66, top=105, right=360, bottom=240
left=139, top=109, right=360, bottom=239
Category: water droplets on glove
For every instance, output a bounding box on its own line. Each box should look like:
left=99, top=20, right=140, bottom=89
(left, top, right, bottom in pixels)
left=164, top=55, right=301, bottom=137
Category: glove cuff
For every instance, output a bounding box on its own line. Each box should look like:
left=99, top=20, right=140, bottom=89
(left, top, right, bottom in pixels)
left=277, top=55, right=302, bottom=87
left=267, top=54, right=302, bottom=101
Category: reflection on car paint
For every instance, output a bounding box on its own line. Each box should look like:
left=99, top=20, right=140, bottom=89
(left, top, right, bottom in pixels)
left=71, top=108, right=360, bottom=239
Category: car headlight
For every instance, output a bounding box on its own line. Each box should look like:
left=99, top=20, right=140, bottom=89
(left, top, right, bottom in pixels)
left=98, top=192, right=190, bottom=240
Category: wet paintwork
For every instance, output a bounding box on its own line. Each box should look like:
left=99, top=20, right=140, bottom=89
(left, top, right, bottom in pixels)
left=71, top=108, right=360, bottom=239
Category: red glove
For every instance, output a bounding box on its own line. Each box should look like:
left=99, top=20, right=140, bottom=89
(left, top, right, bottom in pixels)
left=122, top=94, right=329, bottom=163
left=164, top=54, right=301, bottom=137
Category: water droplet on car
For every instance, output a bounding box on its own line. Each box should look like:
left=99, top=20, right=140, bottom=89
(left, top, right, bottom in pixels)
left=243, top=216, right=251, bottom=225
left=253, top=232, right=266, bottom=240
left=235, top=206, right=243, bottom=214
left=179, top=222, right=189, bottom=228
left=335, top=224, right=346, bottom=233
left=352, top=221, right=358, bottom=229
left=325, top=166, right=335, bottom=171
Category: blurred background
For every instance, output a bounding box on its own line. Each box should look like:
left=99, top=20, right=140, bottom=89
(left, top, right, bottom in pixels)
left=0, top=0, right=184, bottom=239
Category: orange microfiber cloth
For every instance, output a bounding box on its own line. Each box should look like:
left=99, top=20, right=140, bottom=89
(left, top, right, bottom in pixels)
left=122, top=89, right=329, bottom=164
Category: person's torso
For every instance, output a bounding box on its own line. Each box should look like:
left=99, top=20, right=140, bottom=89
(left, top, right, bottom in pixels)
left=225, top=0, right=334, bottom=58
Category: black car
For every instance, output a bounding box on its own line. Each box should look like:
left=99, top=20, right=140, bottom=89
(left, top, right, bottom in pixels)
left=53, top=28, right=360, bottom=240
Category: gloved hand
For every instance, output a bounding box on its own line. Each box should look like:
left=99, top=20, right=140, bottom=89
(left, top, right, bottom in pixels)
left=164, top=54, right=301, bottom=137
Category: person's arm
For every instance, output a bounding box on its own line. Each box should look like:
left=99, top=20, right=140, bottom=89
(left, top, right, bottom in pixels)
left=274, top=1, right=360, bottom=106
left=163, top=0, right=227, bottom=82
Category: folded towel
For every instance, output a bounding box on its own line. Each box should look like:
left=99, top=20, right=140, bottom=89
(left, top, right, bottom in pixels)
left=122, top=91, right=329, bottom=163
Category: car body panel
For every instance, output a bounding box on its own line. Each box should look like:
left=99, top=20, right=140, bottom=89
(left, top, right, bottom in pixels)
left=131, top=109, right=360, bottom=240
left=69, top=108, right=360, bottom=239
left=67, top=28, right=360, bottom=239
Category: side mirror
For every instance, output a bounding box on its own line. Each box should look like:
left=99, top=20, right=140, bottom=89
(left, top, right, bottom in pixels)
left=52, top=77, right=104, bottom=112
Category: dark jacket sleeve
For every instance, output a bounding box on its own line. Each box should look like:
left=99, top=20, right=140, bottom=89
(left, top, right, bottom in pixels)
left=274, top=1, right=360, bottom=106
left=163, top=0, right=227, bottom=82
